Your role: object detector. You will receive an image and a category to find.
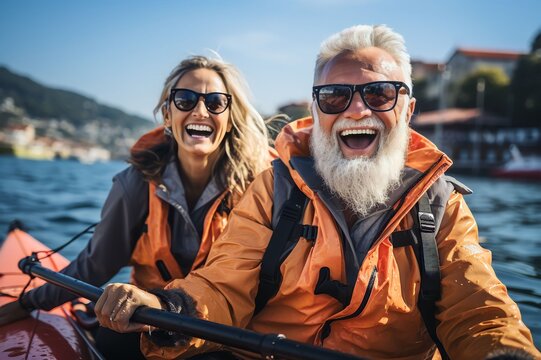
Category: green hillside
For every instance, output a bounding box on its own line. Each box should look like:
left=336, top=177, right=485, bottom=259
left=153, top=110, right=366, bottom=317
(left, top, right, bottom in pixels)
left=0, top=66, right=151, bottom=128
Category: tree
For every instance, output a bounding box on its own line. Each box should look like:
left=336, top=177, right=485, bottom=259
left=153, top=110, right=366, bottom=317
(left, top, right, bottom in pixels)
left=510, top=30, right=541, bottom=128
left=455, top=66, right=510, bottom=115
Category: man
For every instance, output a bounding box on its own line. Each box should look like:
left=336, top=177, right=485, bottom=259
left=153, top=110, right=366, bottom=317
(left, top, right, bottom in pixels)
left=95, top=25, right=540, bottom=359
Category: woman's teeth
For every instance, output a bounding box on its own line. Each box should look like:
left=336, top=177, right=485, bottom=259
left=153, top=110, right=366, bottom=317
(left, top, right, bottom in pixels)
left=186, top=124, right=213, bottom=137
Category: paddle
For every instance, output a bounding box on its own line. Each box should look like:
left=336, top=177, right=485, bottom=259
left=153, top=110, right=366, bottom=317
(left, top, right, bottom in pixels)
left=18, top=255, right=365, bottom=360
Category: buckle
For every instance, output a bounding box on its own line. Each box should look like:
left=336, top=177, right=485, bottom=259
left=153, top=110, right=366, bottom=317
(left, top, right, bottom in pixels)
left=418, top=212, right=436, bottom=233
left=300, top=225, right=318, bottom=241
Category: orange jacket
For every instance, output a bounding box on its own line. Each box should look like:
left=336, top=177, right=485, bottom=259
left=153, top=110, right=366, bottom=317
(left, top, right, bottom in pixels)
left=142, top=119, right=540, bottom=359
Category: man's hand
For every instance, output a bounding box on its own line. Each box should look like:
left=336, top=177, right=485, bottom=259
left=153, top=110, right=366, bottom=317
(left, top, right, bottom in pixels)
left=94, top=283, right=164, bottom=333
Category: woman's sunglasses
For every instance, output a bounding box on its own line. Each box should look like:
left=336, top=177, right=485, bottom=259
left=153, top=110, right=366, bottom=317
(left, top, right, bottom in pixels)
left=169, top=88, right=232, bottom=114
left=312, top=81, right=411, bottom=114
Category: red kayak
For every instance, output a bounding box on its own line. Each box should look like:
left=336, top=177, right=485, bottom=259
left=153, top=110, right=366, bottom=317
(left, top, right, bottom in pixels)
left=0, top=224, right=102, bottom=359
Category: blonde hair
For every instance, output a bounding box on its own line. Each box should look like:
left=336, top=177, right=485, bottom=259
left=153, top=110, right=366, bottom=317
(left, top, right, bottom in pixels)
left=154, top=55, right=270, bottom=193
left=314, top=24, right=413, bottom=92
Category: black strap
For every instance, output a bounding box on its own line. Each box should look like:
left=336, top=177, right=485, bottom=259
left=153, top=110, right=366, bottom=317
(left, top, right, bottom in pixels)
left=415, top=193, right=449, bottom=359
left=155, top=260, right=172, bottom=281
left=314, top=267, right=350, bottom=307
left=254, top=185, right=307, bottom=315
left=297, top=224, right=318, bottom=241
left=390, top=230, right=416, bottom=247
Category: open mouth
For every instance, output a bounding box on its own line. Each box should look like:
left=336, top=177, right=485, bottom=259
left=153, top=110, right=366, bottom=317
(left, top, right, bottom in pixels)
left=339, top=128, right=378, bottom=150
left=185, top=124, right=214, bottom=138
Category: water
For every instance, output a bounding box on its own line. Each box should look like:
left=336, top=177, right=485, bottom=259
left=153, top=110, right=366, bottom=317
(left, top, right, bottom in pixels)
left=0, top=156, right=539, bottom=348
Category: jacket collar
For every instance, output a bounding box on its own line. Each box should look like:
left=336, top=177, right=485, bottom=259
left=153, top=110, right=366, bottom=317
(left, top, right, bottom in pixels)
left=156, top=157, right=224, bottom=213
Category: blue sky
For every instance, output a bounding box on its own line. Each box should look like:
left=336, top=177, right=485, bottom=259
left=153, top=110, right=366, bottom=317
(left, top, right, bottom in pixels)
left=1, top=0, right=540, bottom=120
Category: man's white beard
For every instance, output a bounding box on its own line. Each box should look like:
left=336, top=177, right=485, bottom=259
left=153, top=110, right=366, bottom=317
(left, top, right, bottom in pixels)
left=310, top=104, right=410, bottom=217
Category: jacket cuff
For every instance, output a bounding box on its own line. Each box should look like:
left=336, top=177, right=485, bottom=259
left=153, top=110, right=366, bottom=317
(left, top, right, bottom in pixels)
left=19, top=293, right=36, bottom=312
left=143, top=288, right=197, bottom=347
left=486, top=348, right=536, bottom=360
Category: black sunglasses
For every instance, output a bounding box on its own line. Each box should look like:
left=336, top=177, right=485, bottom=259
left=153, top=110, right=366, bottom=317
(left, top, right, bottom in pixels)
left=312, top=81, right=411, bottom=114
left=169, top=88, right=232, bottom=114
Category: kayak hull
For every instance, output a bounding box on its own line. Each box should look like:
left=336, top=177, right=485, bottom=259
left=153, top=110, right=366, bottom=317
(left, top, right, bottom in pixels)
left=0, top=227, right=94, bottom=359
left=0, top=311, right=92, bottom=359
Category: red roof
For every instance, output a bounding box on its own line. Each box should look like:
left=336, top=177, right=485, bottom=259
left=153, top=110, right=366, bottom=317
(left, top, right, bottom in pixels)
left=414, top=108, right=511, bottom=127
left=413, top=108, right=480, bottom=125
left=411, top=60, right=443, bottom=71
left=453, top=48, right=524, bottom=60
left=7, top=124, right=31, bottom=131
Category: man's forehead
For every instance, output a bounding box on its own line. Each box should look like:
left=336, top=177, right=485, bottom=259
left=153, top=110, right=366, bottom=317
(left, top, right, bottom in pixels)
left=321, top=48, right=401, bottom=80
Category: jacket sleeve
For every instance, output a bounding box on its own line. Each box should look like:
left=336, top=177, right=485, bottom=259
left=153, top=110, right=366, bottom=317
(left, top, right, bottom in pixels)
left=435, top=191, right=540, bottom=359
left=24, top=167, right=148, bottom=311
left=141, top=169, right=276, bottom=359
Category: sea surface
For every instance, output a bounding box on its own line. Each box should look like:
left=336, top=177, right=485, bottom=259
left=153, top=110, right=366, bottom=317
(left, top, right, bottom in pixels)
left=0, top=156, right=539, bottom=348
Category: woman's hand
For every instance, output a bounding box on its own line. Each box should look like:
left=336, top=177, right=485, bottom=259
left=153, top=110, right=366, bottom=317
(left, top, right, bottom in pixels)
left=94, top=283, right=164, bottom=333
left=0, top=301, right=31, bottom=326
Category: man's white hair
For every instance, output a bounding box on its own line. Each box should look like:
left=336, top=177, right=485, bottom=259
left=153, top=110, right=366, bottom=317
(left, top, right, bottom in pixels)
left=314, top=24, right=413, bottom=91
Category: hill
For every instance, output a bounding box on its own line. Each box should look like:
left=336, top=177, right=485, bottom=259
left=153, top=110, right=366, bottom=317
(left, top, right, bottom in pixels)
left=0, top=66, right=154, bottom=159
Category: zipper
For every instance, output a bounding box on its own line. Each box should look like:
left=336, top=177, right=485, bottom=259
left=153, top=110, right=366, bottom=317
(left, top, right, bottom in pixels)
left=320, top=266, right=378, bottom=342
left=370, top=155, right=448, bottom=250
left=157, top=185, right=199, bottom=236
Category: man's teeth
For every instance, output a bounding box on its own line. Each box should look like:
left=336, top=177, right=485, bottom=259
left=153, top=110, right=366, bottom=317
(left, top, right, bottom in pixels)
left=186, top=124, right=213, bottom=132
left=340, top=129, right=377, bottom=136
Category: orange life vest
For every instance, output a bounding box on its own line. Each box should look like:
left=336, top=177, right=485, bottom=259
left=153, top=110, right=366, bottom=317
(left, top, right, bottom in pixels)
left=129, top=181, right=229, bottom=290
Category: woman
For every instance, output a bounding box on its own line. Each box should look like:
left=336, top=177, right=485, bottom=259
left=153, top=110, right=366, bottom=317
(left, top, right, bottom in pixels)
left=0, top=55, right=272, bottom=359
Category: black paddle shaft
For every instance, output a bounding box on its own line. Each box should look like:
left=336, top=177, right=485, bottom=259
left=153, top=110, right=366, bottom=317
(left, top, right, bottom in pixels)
left=18, top=257, right=365, bottom=360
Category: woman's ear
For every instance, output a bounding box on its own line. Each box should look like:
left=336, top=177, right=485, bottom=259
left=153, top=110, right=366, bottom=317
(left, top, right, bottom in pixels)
left=163, top=103, right=172, bottom=127
left=227, top=119, right=233, bottom=133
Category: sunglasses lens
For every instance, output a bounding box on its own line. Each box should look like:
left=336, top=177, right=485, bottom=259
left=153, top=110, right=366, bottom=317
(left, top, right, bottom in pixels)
left=173, top=90, right=198, bottom=111
left=363, top=82, right=397, bottom=110
left=205, top=93, right=230, bottom=114
left=318, top=85, right=352, bottom=114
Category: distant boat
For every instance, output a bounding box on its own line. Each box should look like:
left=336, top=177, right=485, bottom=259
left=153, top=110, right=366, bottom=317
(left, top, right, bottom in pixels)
left=491, top=144, right=541, bottom=180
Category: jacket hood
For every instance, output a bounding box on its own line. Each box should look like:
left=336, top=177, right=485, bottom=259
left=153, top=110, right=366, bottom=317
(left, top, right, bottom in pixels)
left=275, top=116, right=451, bottom=175
left=130, top=126, right=168, bottom=155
